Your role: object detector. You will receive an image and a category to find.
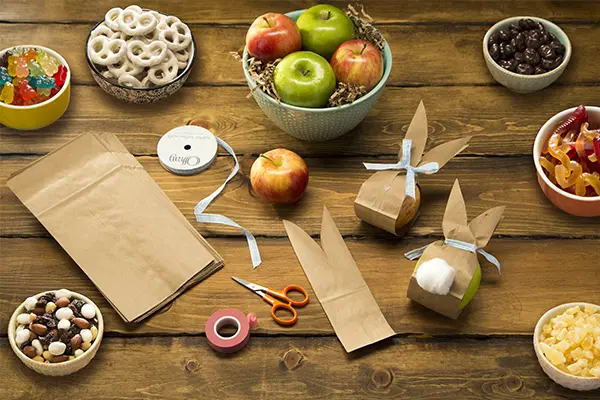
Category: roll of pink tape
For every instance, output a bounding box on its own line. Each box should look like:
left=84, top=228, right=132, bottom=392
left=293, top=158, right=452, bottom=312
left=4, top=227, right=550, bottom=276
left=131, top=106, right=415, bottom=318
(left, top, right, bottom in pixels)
left=205, top=308, right=250, bottom=353
left=247, top=312, right=259, bottom=329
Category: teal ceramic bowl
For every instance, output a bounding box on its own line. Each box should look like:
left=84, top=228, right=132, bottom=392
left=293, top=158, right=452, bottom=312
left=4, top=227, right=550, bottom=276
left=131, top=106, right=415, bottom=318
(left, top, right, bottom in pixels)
left=242, top=10, right=392, bottom=142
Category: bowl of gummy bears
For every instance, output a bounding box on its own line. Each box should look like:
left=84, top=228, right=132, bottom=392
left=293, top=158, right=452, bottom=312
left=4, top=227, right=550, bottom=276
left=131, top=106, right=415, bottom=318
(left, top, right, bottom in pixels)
left=0, top=45, right=70, bottom=130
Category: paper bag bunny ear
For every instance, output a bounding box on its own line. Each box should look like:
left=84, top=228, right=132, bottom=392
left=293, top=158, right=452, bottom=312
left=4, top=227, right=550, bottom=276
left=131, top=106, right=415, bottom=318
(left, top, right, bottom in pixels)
left=442, top=180, right=475, bottom=242
left=401, top=100, right=428, bottom=167
left=468, top=206, right=506, bottom=248
left=419, top=136, right=471, bottom=169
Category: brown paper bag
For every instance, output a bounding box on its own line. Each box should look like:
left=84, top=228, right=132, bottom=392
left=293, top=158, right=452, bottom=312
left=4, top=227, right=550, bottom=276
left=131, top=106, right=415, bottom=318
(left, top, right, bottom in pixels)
left=7, top=133, right=224, bottom=323
left=355, top=100, right=471, bottom=236
left=284, top=207, right=395, bottom=352
left=406, top=180, right=505, bottom=319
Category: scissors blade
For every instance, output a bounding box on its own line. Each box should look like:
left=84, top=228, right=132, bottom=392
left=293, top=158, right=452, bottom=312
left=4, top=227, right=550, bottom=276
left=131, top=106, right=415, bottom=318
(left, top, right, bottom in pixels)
left=231, top=276, right=267, bottom=294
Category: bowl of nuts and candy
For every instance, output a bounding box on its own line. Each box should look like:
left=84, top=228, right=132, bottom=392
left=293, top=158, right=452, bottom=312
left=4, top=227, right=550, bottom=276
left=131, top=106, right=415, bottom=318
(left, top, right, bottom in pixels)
left=8, top=289, right=104, bottom=376
left=0, top=45, right=71, bottom=130
left=483, top=17, right=570, bottom=93
left=85, top=5, right=195, bottom=104
left=534, top=105, right=600, bottom=216
left=534, top=303, right=600, bottom=391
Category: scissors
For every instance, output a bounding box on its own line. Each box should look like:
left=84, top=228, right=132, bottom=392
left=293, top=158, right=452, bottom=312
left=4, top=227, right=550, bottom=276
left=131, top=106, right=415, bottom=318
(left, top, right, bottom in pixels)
left=232, top=276, right=309, bottom=326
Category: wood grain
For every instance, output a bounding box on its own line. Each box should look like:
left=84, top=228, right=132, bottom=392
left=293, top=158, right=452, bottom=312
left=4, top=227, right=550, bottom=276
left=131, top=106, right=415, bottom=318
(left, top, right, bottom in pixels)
left=1, top=0, right=598, bottom=24
left=1, top=336, right=594, bottom=400
left=1, top=24, right=598, bottom=86
left=1, top=237, right=599, bottom=336
left=2, top=86, right=600, bottom=157
left=2, top=155, right=599, bottom=238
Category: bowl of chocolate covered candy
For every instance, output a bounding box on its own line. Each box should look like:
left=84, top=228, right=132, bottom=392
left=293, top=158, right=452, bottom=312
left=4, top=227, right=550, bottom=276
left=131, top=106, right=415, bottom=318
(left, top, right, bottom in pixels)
left=483, top=17, right=571, bottom=93
left=8, top=289, right=104, bottom=376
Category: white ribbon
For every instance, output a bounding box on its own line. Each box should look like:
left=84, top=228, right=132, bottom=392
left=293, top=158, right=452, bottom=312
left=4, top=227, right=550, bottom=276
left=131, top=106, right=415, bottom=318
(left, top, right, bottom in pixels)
left=193, top=137, right=261, bottom=268
left=404, top=238, right=501, bottom=273
left=362, top=139, right=439, bottom=199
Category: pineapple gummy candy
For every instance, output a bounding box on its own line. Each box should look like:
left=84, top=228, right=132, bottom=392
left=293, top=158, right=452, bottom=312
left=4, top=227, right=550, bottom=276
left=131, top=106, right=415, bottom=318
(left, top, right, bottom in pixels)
left=1, top=82, right=15, bottom=104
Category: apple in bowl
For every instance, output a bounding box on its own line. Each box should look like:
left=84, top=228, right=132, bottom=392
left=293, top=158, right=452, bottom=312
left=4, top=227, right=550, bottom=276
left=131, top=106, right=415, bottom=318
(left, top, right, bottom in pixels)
left=330, top=39, right=383, bottom=92
left=296, top=4, right=355, bottom=60
left=250, top=148, right=309, bottom=204
left=246, top=13, right=302, bottom=62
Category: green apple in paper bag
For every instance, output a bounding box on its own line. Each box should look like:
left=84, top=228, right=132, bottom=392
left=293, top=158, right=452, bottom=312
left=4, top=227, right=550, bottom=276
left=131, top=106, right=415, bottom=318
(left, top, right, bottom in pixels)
left=296, top=4, right=355, bottom=60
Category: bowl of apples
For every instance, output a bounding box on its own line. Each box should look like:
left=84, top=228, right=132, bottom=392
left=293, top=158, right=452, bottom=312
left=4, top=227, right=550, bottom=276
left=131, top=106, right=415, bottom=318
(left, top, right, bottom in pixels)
left=242, top=4, right=392, bottom=142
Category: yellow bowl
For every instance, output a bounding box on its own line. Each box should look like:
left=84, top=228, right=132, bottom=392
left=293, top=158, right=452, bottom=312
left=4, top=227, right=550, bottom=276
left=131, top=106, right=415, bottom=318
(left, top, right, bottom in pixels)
left=0, top=45, right=71, bottom=130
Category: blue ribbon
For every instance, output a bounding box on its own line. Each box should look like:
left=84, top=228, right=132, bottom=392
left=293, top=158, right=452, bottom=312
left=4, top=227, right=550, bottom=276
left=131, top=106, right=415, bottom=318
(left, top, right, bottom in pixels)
left=404, top=238, right=501, bottom=273
left=194, top=137, right=261, bottom=268
left=362, top=139, right=439, bottom=199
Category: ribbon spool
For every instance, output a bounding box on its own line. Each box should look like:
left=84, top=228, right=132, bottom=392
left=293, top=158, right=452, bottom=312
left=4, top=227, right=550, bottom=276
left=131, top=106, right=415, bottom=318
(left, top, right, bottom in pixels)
left=205, top=308, right=252, bottom=353
left=157, top=125, right=218, bottom=175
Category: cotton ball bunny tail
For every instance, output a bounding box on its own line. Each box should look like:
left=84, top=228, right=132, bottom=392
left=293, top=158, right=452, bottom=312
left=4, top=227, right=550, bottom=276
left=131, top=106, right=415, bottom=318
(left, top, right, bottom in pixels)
left=415, top=258, right=456, bottom=295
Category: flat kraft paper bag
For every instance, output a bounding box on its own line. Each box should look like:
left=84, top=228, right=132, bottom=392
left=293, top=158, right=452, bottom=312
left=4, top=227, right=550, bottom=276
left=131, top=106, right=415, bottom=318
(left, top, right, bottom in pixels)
left=355, top=100, right=471, bottom=236
left=8, top=132, right=223, bottom=323
left=284, top=207, right=395, bottom=352
left=407, top=180, right=504, bottom=319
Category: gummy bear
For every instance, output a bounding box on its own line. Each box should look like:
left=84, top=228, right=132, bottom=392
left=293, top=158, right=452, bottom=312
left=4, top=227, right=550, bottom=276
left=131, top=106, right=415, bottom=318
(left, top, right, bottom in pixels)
left=18, top=80, right=37, bottom=101
left=50, top=87, right=60, bottom=97
left=0, top=52, right=9, bottom=68
left=37, top=87, right=52, bottom=97
left=53, top=65, right=68, bottom=86
left=11, top=90, right=23, bottom=105
left=30, top=76, right=56, bottom=89
left=7, top=56, right=18, bottom=77
left=14, top=56, right=29, bottom=78
left=22, top=48, right=38, bottom=62
left=1, top=82, right=14, bottom=104
left=0, top=67, right=11, bottom=85
left=36, top=50, right=59, bottom=76
left=28, top=60, right=45, bottom=77
left=34, top=93, right=49, bottom=104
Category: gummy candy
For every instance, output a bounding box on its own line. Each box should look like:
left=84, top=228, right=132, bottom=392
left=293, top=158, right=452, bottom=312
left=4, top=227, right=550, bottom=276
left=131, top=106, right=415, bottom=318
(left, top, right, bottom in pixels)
left=28, top=60, right=45, bottom=77
left=0, top=67, right=11, bottom=85
left=36, top=50, right=59, bottom=76
left=37, top=87, right=52, bottom=97
left=1, top=82, right=14, bottom=104
left=22, top=48, right=38, bottom=62
left=50, top=87, right=60, bottom=97
left=30, top=76, right=56, bottom=89
left=14, top=56, right=29, bottom=78
left=53, top=65, right=68, bottom=86
left=18, top=80, right=37, bottom=101
left=7, top=56, right=18, bottom=76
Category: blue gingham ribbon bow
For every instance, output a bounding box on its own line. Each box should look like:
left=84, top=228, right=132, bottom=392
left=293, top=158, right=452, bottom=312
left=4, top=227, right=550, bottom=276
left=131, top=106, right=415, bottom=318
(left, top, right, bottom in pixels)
left=194, top=137, right=261, bottom=268
left=404, top=238, right=501, bottom=273
left=362, top=139, right=439, bottom=199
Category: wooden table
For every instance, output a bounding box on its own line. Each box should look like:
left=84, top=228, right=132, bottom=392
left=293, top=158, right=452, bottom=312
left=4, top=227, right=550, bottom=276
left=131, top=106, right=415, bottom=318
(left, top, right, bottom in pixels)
left=1, top=1, right=599, bottom=398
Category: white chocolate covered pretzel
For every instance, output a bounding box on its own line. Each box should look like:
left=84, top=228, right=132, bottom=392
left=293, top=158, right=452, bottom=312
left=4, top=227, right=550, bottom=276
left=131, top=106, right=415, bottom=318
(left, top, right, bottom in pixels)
left=147, top=50, right=179, bottom=85
left=104, top=8, right=123, bottom=31
left=87, top=36, right=127, bottom=65
left=156, top=15, right=181, bottom=31
left=174, top=46, right=191, bottom=70
left=118, top=73, right=145, bottom=88
left=117, top=10, right=157, bottom=36
left=107, top=57, right=144, bottom=78
left=126, top=39, right=168, bottom=67
left=159, top=22, right=192, bottom=51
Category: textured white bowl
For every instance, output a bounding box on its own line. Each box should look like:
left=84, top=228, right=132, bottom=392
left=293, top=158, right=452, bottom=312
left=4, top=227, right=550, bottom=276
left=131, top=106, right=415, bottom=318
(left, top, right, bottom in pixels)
left=8, top=290, right=104, bottom=376
left=533, top=302, right=600, bottom=391
left=483, top=16, right=571, bottom=93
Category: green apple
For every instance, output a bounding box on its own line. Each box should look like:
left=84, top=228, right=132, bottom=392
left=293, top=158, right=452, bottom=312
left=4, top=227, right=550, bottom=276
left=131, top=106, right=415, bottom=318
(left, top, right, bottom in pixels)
left=296, top=4, right=355, bottom=60
left=273, top=51, right=336, bottom=108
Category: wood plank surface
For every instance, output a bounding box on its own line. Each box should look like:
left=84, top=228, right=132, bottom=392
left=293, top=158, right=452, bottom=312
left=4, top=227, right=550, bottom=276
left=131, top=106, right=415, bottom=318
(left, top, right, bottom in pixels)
left=2, top=156, right=600, bottom=238
left=1, top=0, right=598, bottom=24
left=1, top=336, right=595, bottom=400
left=2, top=86, right=600, bottom=157
left=2, top=237, right=599, bottom=336
left=1, top=24, right=599, bottom=86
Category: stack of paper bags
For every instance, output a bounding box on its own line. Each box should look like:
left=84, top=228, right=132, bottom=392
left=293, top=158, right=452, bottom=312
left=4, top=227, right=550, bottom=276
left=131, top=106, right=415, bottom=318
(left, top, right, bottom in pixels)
left=8, top=133, right=224, bottom=323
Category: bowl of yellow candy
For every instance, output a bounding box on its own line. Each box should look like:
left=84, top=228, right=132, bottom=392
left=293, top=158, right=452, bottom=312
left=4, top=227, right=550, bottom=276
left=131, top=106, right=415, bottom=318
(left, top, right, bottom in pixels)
left=534, top=302, right=600, bottom=391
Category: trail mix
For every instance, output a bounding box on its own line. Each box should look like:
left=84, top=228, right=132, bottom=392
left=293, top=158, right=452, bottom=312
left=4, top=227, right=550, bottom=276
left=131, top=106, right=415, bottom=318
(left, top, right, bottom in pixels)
left=14, top=289, right=99, bottom=363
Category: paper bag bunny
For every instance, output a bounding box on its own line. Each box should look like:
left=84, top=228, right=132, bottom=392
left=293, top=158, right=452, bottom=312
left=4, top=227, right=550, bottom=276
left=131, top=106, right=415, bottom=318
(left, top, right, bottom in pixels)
left=354, top=101, right=471, bottom=236
left=404, top=179, right=505, bottom=319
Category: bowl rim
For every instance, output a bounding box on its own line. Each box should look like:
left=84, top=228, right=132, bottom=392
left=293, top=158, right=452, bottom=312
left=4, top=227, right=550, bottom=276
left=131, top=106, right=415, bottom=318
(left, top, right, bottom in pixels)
left=0, top=45, right=71, bottom=110
left=8, top=289, right=104, bottom=368
left=242, top=8, right=392, bottom=113
left=533, top=302, right=600, bottom=381
left=482, top=16, right=572, bottom=79
left=84, top=10, right=196, bottom=91
left=533, top=106, right=600, bottom=203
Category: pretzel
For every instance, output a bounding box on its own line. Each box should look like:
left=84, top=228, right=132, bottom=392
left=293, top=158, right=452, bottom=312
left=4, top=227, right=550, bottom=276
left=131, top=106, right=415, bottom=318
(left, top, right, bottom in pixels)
left=174, top=46, right=191, bottom=70
left=158, top=22, right=192, bottom=51
left=127, top=39, right=168, bottom=67
left=87, top=36, right=127, bottom=65
left=124, top=5, right=143, bottom=13
left=147, top=50, right=179, bottom=85
left=141, top=75, right=156, bottom=88
left=104, top=8, right=123, bottom=31
left=101, top=70, right=114, bottom=79
left=117, top=10, right=157, bottom=36
left=118, top=73, right=145, bottom=88
left=90, top=24, right=116, bottom=39
left=157, top=15, right=181, bottom=31
left=107, top=57, right=144, bottom=78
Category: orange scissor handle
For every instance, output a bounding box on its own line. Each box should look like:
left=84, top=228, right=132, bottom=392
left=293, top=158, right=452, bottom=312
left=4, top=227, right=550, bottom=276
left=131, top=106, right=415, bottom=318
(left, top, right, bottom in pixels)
left=269, top=300, right=298, bottom=326
left=266, top=285, right=309, bottom=307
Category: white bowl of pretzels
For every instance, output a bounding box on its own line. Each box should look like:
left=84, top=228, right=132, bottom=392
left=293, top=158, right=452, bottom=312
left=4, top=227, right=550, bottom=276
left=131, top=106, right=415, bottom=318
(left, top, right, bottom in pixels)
left=85, top=5, right=195, bottom=104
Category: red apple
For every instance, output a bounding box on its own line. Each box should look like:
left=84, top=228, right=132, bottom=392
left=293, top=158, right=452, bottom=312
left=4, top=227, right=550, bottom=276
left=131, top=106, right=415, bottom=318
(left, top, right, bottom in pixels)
left=246, top=13, right=302, bottom=62
left=250, top=148, right=309, bottom=204
left=330, top=39, right=384, bottom=92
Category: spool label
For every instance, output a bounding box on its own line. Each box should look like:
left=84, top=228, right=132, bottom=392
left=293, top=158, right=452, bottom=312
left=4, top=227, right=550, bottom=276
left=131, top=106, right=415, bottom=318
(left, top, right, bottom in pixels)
left=157, top=125, right=218, bottom=175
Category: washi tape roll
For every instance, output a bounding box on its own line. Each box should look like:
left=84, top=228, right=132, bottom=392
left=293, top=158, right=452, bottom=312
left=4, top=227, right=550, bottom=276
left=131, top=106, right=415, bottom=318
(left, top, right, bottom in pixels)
left=205, top=308, right=250, bottom=353
left=157, top=125, right=218, bottom=175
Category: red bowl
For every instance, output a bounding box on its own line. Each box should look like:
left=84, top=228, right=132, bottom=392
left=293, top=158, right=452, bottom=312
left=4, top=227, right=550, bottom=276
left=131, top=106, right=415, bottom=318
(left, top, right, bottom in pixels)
left=533, top=106, right=600, bottom=217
